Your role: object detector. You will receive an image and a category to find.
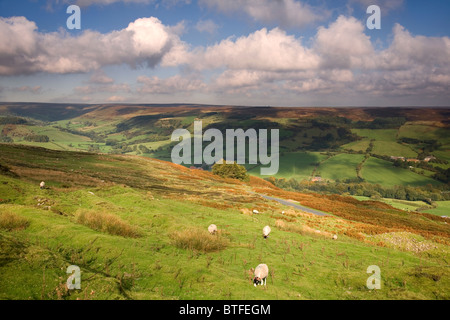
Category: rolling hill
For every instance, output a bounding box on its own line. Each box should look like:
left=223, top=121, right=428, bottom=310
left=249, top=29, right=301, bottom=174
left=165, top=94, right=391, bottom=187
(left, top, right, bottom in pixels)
left=0, top=143, right=449, bottom=300
left=1, top=104, right=449, bottom=189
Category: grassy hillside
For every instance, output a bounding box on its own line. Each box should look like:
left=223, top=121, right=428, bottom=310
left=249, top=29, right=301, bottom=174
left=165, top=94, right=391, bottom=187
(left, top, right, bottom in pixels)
left=317, top=154, right=365, bottom=181
left=247, top=152, right=326, bottom=181
left=361, top=157, right=441, bottom=187
left=0, top=144, right=449, bottom=300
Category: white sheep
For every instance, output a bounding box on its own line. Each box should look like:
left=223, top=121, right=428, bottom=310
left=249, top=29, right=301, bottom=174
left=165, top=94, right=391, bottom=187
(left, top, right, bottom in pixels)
left=208, top=224, right=217, bottom=235
left=262, top=226, right=271, bottom=239
left=332, top=234, right=338, bottom=240
left=39, top=181, right=45, bottom=189
left=253, top=264, right=269, bottom=287
left=252, top=209, right=259, bottom=214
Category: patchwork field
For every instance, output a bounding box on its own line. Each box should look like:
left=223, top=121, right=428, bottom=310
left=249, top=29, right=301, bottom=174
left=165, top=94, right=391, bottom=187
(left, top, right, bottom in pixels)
left=361, top=157, right=441, bottom=187
left=1, top=105, right=448, bottom=189
left=317, top=154, right=364, bottom=181
left=247, top=152, right=326, bottom=181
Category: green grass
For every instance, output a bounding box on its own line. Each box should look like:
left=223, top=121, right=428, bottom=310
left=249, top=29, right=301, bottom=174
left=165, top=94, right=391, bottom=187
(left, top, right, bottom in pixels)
left=317, top=153, right=365, bottom=181
left=0, top=211, right=30, bottom=231
left=352, top=129, right=398, bottom=142
left=247, top=152, right=326, bottom=180
left=2, top=198, right=448, bottom=300
left=372, top=141, right=417, bottom=158
left=352, top=128, right=417, bottom=158
left=29, top=126, right=91, bottom=144
left=423, top=201, right=450, bottom=217
left=433, top=147, right=450, bottom=162
left=361, top=157, right=441, bottom=187
left=352, top=196, right=433, bottom=212
left=398, top=124, right=450, bottom=145
left=0, top=144, right=448, bottom=300
left=341, top=139, right=371, bottom=152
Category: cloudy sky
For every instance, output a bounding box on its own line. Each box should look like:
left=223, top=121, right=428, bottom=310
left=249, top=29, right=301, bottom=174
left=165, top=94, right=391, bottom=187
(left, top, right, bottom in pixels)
left=0, top=0, right=449, bottom=106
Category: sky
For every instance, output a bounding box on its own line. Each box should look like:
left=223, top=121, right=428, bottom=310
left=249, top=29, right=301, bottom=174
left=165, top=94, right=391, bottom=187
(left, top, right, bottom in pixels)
left=0, top=0, right=449, bottom=107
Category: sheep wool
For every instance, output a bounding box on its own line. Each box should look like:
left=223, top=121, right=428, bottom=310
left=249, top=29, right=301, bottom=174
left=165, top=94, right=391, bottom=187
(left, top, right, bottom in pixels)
left=253, top=264, right=269, bottom=287
left=208, top=224, right=217, bottom=235
left=40, top=181, right=45, bottom=189
left=263, top=226, right=271, bottom=239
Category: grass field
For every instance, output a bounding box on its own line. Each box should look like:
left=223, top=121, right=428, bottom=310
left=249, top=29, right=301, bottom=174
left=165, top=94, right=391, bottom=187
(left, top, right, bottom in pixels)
left=341, top=139, right=371, bottom=152
left=0, top=144, right=449, bottom=300
left=398, top=123, right=450, bottom=145
left=423, top=201, right=450, bottom=217
left=247, top=152, right=327, bottom=181
left=361, top=157, right=441, bottom=187
left=317, top=153, right=365, bottom=181
left=352, top=128, right=417, bottom=158
left=352, top=197, right=450, bottom=218
left=372, top=141, right=417, bottom=158
left=352, top=129, right=398, bottom=142
left=433, top=147, right=450, bottom=162
left=352, top=196, right=433, bottom=212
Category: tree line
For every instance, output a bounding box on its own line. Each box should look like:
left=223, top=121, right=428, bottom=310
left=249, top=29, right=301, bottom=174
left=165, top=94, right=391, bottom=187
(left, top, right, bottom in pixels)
left=266, top=177, right=450, bottom=203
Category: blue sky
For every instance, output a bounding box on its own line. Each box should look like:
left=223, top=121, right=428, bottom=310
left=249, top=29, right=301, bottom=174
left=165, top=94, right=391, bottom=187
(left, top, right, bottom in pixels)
left=0, top=0, right=449, bottom=106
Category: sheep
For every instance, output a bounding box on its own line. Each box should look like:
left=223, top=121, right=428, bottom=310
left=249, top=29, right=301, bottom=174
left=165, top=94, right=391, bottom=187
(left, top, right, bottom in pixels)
left=39, top=181, right=45, bottom=189
left=252, top=209, right=259, bottom=214
left=262, top=226, right=271, bottom=239
left=208, top=224, right=217, bottom=235
left=253, top=264, right=269, bottom=287
left=332, top=234, right=338, bottom=240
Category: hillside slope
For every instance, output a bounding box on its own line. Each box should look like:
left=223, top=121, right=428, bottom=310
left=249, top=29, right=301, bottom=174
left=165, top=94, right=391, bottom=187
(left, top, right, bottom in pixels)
left=0, top=144, right=449, bottom=300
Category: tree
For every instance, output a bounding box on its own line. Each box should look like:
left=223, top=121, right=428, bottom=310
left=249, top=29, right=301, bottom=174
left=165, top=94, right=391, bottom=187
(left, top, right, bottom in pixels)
left=212, top=161, right=249, bottom=181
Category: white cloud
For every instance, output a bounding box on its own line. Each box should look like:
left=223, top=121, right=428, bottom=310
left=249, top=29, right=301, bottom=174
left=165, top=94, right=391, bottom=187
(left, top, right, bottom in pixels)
left=199, top=0, right=327, bottom=29
left=74, top=83, right=130, bottom=94
left=13, top=85, right=43, bottom=94
left=195, top=19, right=219, bottom=34
left=1, top=13, right=449, bottom=105
left=188, top=27, right=320, bottom=72
left=314, top=15, right=376, bottom=69
left=0, top=16, right=185, bottom=75
left=137, top=74, right=206, bottom=94
left=176, top=15, right=450, bottom=103
left=378, top=24, right=450, bottom=70
left=107, top=95, right=126, bottom=102
left=89, top=70, right=115, bottom=84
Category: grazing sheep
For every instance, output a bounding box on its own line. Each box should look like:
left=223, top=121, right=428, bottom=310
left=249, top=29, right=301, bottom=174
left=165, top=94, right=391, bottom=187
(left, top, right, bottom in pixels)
left=39, top=181, right=45, bottom=189
left=252, top=209, right=259, bottom=214
left=332, top=234, right=338, bottom=240
left=262, top=226, right=271, bottom=239
left=253, top=264, right=269, bottom=287
left=208, top=224, right=217, bottom=235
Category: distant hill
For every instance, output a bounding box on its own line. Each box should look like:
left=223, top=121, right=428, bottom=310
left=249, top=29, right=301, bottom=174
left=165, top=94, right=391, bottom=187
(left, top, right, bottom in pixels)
left=0, top=103, right=449, bottom=188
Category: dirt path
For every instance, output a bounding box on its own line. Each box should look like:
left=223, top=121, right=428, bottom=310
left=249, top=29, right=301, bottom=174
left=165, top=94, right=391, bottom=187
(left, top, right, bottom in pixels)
left=257, top=193, right=329, bottom=216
